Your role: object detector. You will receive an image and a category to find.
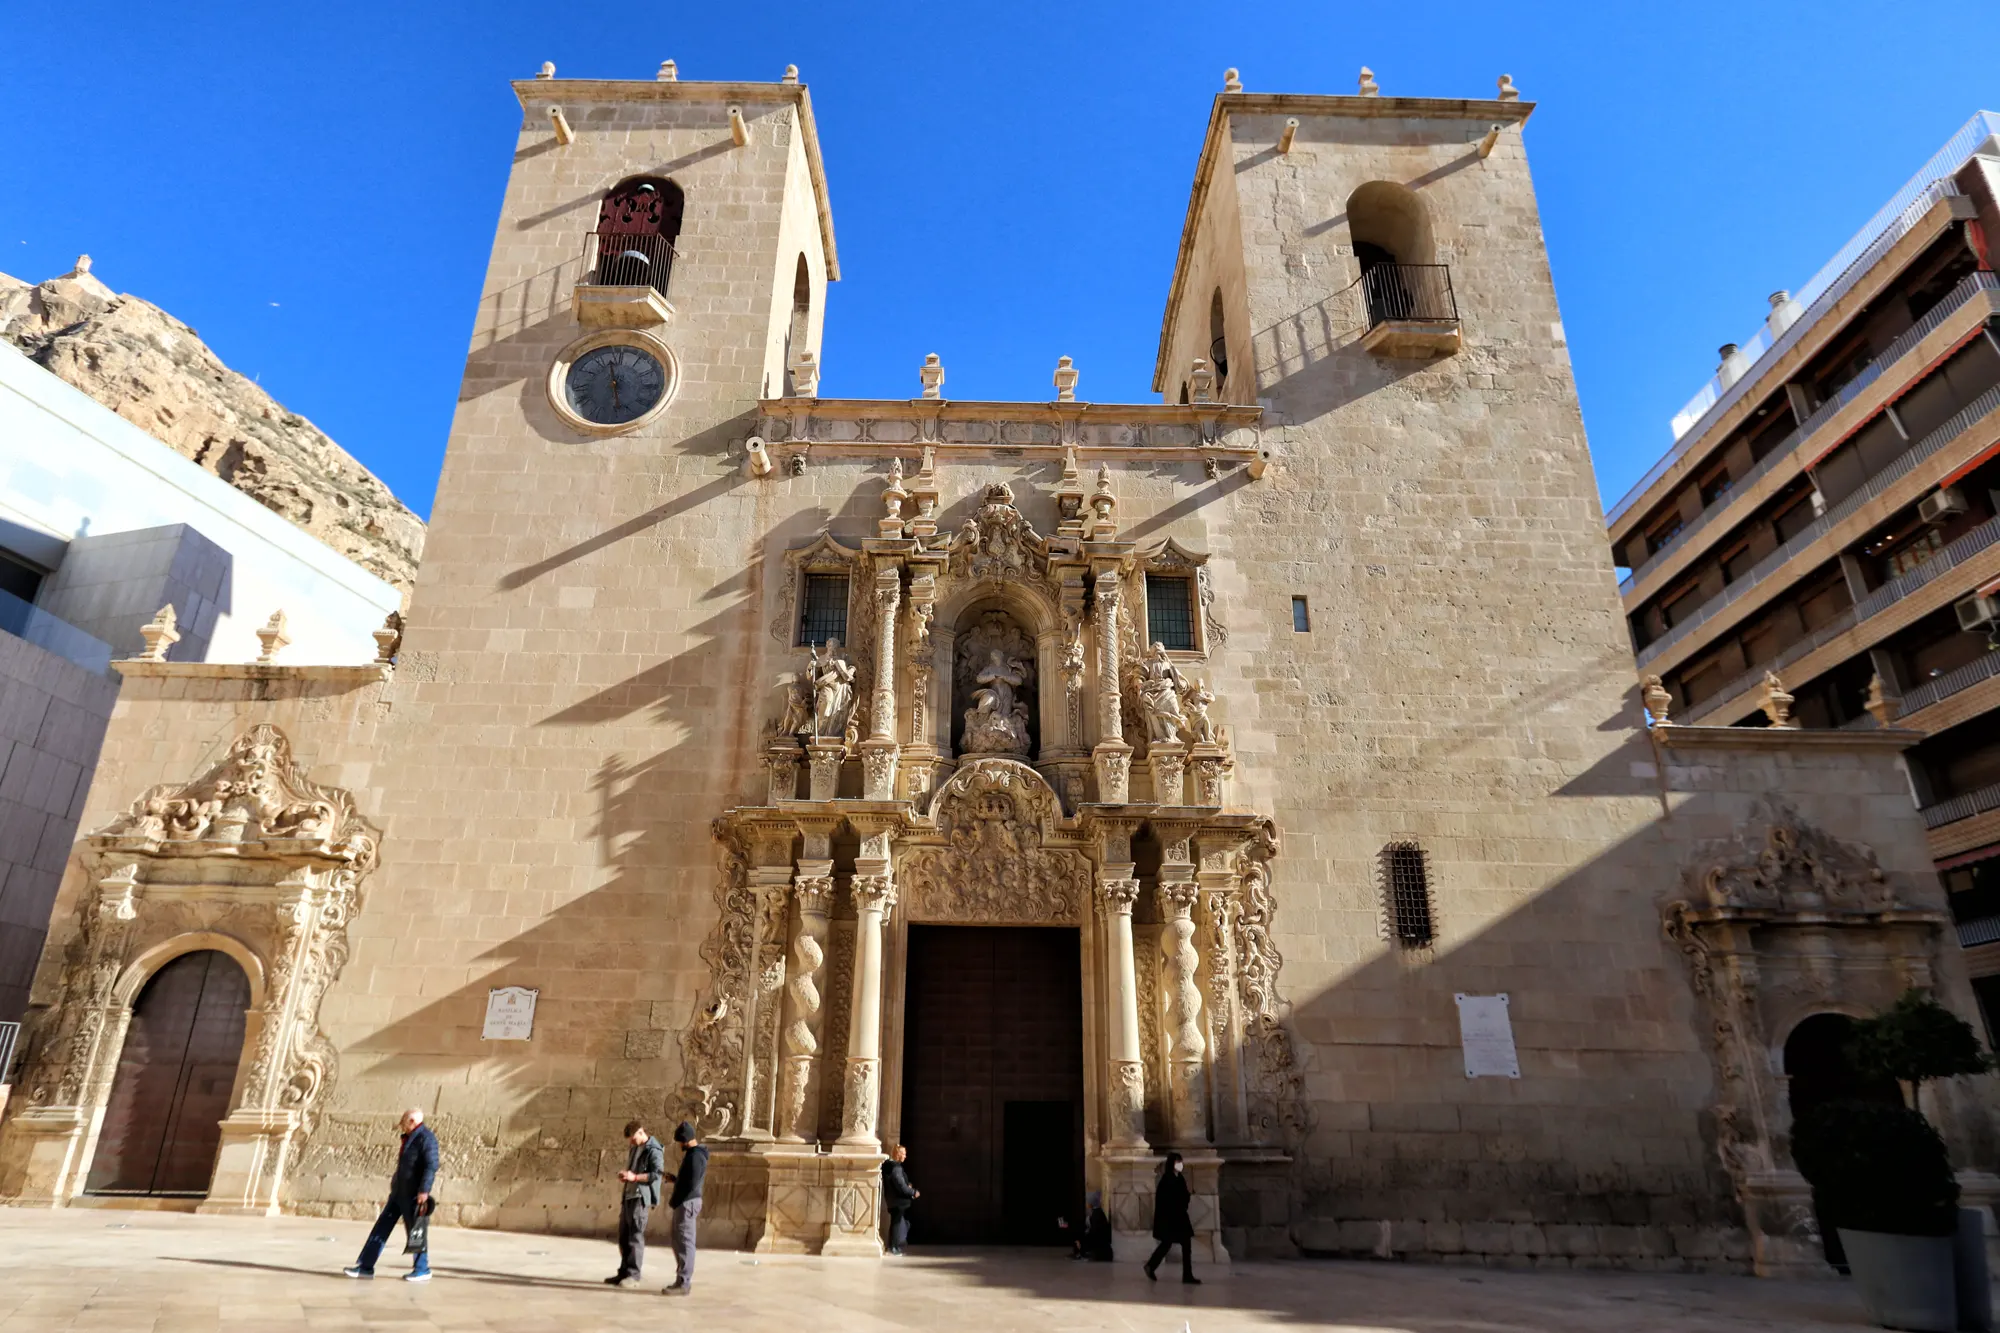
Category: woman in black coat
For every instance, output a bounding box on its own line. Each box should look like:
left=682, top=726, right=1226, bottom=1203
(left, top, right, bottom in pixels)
left=1143, top=1151, right=1200, bottom=1284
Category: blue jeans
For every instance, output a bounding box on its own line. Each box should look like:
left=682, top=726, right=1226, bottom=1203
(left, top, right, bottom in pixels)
left=355, top=1197, right=429, bottom=1275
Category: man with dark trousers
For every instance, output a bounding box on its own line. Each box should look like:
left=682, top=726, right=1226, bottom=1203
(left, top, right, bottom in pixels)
left=660, top=1122, right=706, bottom=1295
left=606, top=1119, right=664, bottom=1287
left=881, top=1144, right=920, bottom=1255
left=344, top=1107, right=438, bottom=1282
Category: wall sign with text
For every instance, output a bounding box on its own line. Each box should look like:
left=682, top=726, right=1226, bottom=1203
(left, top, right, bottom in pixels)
left=483, top=986, right=539, bottom=1041
left=1454, top=992, right=1520, bottom=1079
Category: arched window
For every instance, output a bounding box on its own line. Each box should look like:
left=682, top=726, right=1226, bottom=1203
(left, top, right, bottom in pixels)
left=593, top=177, right=685, bottom=295
left=1379, top=841, right=1434, bottom=948
left=785, top=254, right=812, bottom=395
left=1208, top=289, right=1230, bottom=395
left=1347, top=181, right=1439, bottom=324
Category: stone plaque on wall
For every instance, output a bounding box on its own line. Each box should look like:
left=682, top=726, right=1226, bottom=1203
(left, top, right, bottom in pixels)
left=1454, top=993, right=1519, bottom=1079
left=483, top=986, right=539, bottom=1041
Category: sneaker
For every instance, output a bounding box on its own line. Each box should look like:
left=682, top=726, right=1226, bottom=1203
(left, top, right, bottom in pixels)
left=604, top=1276, right=626, bottom=1285
left=615, top=1277, right=642, bottom=1289
left=662, top=1282, right=690, bottom=1296
left=342, top=1267, right=374, bottom=1279
left=404, top=1271, right=432, bottom=1283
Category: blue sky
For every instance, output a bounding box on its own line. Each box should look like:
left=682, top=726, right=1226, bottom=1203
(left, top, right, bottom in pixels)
left=1, top=2, right=1992, bottom=519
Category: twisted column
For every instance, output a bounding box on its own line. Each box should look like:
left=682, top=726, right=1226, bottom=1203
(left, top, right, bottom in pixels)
left=778, top=874, right=833, bottom=1142
left=1157, top=878, right=1208, bottom=1145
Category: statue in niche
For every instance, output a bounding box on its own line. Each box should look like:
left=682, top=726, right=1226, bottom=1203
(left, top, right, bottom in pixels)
left=962, top=648, right=1032, bottom=754
left=807, top=640, right=857, bottom=742
left=1180, top=677, right=1219, bottom=745
left=1138, top=641, right=1191, bottom=744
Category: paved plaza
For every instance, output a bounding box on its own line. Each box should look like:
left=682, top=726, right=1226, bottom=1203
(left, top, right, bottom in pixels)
left=0, top=1206, right=1933, bottom=1331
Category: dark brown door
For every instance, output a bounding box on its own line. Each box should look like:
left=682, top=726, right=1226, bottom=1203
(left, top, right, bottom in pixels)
left=86, top=950, right=249, bottom=1195
left=900, top=926, right=1084, bottom=1244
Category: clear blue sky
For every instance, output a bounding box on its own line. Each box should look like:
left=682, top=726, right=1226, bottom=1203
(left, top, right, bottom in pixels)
left=1, top=2, right=1992, bottom=519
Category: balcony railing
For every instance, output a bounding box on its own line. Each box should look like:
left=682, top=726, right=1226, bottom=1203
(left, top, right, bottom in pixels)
left=0, top=1021, right=17, bottom=1084
left=1685, top=513, right=2000, bottom=723
left=1636, top=375, right=2000, bottom=668
left=1896, top=646, right=2000, bottom=717
left=0, top=585, right=111, bottom=675
left=581, top=232, right=678, bottom=296
left=1620, top=271, right=1998, bottom=593
left=1922, top=777, right=2000, bottom=830
left=1960, top=914, right=2000, bottom=948
left=1360, top=263, right=1458, bottom=326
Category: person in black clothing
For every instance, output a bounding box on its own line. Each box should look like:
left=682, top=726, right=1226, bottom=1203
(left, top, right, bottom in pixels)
left=344, top=1107, right=438, bottom=1282
left=1069, top=1190, right=1113, bottom=1261
left=606, top=1119, right=665, bottom=1287
left=661, top=1122, right=707, bottom=1295
left=881, top=1144, right=920, bottom=1254
left=1143, top=1151, right=1199, bottom=1284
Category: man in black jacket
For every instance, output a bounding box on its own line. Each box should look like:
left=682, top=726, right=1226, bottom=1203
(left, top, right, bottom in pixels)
left=661, top=1122, right=706, bottom=1295
left=607, top=1119, right=665, bottom=1287
left=344, top=1107, right=438, bottom=1282
left=881, top=1144, right=919, bottom=1255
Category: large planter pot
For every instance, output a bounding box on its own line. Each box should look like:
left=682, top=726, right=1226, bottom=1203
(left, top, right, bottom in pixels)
left=1956, top=1208, right=1993, bottom=1333
left=1838, top=1228, right=1958, bottom=1332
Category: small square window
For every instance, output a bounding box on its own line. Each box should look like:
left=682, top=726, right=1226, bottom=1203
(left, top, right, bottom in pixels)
left=798, top=573, right=850, bottom=647
left=1145, top=575, right=1196, bottom=651
left=1291, top=596, right=1310, bottom=632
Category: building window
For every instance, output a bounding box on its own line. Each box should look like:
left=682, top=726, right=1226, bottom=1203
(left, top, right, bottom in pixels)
left=1646, top=515, right=1685, bottom=556
left=1208, top=289, right=1230, bottom=393
left=1291, top=596, right=1310, bottom=632
left=1146, top=575, right=1196, bottom=651
left=1380, top=842, right=1435, bottom=948
left=1700, top=468, right=1732, bottom=507
left=798, top=573, right=849, bottom=646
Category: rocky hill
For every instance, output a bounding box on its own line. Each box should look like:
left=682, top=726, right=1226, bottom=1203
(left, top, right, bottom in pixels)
left=0, top=258, right=424, bottom=594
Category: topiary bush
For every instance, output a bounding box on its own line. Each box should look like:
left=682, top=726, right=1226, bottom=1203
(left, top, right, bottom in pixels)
left=1792, top=1098, right=1960, bottom=1238
left=1846, top=990, right=1994, bottom=1096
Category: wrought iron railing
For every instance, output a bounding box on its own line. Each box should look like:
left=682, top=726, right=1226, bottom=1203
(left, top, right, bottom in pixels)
left=1359, top=263, right=1458, bottom=327
left=1636, top=379, right=2000, bottom=668
left=1619, top=272, right=1999, bottom=594
left=581, top=232, right=678, bottom=296
left=0, top=1021, right=19, bottom=1084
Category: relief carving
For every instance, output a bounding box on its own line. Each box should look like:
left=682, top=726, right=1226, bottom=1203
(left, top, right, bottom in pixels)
left=677, top=826, right=752, bottom=1137
left=901, top=760, right=1087, bottom=924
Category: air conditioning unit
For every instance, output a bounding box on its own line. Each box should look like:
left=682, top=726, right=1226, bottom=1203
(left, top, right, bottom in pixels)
left=1918, top=486, right=1968, bottom=526
left=1956, top=593, right=2000, bottom=632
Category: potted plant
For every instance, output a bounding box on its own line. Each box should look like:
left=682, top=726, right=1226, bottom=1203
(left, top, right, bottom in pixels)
left=1793, top=992, right=1995, bottom=1332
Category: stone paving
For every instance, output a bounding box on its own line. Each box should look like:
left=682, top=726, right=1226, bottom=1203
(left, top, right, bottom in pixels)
left=0, top=1206, right=1912, bottom=1331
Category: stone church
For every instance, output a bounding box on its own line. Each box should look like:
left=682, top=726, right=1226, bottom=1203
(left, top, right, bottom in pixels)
left=1, top=63, right=1994, bottom=1275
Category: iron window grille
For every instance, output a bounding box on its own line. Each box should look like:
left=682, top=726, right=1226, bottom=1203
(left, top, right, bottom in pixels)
left=1145, top=575, right=1196, bottom=651
left=798, top=574, right=850, bottom=647
left=1379, top=842, right=1436, bottom=948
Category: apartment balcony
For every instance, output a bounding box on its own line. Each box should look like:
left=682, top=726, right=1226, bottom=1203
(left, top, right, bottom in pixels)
left=1962, top=914, right=2000, bottom=949
left=1355, top=263, right=1460, bottom=358
left=572, top=232, right=678, bottom=329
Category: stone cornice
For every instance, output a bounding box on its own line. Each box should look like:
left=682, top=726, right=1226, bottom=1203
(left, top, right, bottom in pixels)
left=512, top=77, right=840, bottom=281
left=113, top=661, right=391, bottom=685
left=757, top=397, right=1264, bottom=461
left=1650, top=723, right=1925, bottom=752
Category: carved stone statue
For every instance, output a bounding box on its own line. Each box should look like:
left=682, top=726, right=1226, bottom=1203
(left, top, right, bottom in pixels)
left=1138, top=641, right=1189, bottom=743
left=808, top=640, right=857, bottom=741
left=962, top=648, right=1032, bottom=755
left=1180, top=677, right=1218, bottom=745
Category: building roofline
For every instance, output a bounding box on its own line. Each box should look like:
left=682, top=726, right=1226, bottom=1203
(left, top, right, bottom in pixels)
left=512, top=78, right=840, bottom=281
left=1150, top=91, right=1536, bottom=393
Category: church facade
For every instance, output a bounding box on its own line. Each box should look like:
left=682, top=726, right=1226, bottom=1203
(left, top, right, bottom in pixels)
left=0, top=65, right=1994, bottom=1274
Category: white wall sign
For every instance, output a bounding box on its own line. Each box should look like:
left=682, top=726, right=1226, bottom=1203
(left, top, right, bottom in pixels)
left=1454, top=993, right=1520, bottom=1079
left=483, top=986, right=539, bottom=1041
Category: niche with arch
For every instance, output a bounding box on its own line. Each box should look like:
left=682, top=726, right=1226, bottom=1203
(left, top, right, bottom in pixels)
left=592, top=176, right=686, bottom=294
left=1346, top=180, right=1458, bottom=353
left=952, top=607, right=1040, bottom=760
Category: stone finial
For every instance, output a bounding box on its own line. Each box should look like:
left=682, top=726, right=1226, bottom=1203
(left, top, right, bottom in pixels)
left=73, top=254, right=92, bottom=276
left=1641, top=674, right=1673, bottom=727
left=1865, top=672, right=1899, bottom=728
left=1357, top=67, right=1380, bottom=97
left=1088, top=463, right=1118, bottom=540
left=1053, top=355, right=1078, bottom=403
left=1759, top=670, right=1797, bottom=729
left=1222, top=68, right=1243, bottom=93
left=788, top=348, right=820, bottom=398
left=255, top=610, right=292, bottom=665
left=919, top=353, right=944, bottom=400
left=136, top=604, right=180, bottom=662
left=1497, top=74, right=1519, bottom=102
left=537, top=61, right=555, bottom=80
left=373, top=610, right=405, bottom=666
left=657, top=59, right=678, bottom=81
left=880, top=457, right=910, bottom=537
left=1189, top=357, right=1216, bottom=404
left=782, top=64, right=799, bottom=85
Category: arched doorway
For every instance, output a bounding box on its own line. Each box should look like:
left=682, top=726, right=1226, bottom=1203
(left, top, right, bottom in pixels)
left=1783, top=1012, right=1902, bottom=1267
left=86, top=950, right=250, bottom=1197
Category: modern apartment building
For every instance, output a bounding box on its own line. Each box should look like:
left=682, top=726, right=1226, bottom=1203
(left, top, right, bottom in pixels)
left=1607, top=112, right=2000, bottom=1031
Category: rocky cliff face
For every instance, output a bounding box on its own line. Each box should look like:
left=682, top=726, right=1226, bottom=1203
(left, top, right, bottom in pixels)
left=0, top=259, right=424, bottom=594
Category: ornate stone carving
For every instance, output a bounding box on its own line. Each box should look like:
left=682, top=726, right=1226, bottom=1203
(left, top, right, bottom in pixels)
left=1685, top=804, right=1896, bottom=916
left=842, top=1058, right=878, bottom=1140
left=947, top=483, right=1048, bottom=583
left=1137, top=642, right=1191, bottom=744
left=1141, top=538, right=1226, bottom=649
left=953, top=610, right=1037, bottom=757
left=1759, top=670, right=1797, bottom=729
left=678, top=826, right=752, bottom=1137
left=1232, top=820, right=1305, bottom=1141
left=800, top=641, right=859, bottom=744
left=903, top=760, right=1087, bottom=923
left=768, top=532, right=861, bottom=644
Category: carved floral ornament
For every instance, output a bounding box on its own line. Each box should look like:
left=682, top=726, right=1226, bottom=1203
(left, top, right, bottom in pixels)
left=901, top=759, right=1089, bottom=924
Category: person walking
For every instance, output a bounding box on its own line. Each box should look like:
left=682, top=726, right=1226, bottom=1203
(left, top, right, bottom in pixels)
left=1142, top=1151, right=1199, bottom=1285
left=606, top=1119, right=664, bottom=1288
left=660, top=1122, right=707, bottom=1296
left=881, top=1144, right=920, bottom=1255
left=344, top=1107, right=439, bottom=1282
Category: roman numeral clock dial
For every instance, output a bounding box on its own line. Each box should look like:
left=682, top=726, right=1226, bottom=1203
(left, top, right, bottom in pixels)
left=564, top=344, right=666, bottom=425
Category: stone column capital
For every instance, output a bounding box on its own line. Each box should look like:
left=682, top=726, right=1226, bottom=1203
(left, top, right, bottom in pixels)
left=852, top=873, right=897, bottom=912
left=1095, top=875, right=1141, bottom=915
left=1156, top=878, right=1200, bottom=918
left=792, top=873, right=836, bottom=915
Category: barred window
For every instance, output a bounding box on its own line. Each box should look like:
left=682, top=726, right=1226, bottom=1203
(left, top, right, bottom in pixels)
left=1380, top=842, right=1435, bottom=948
left=1145, top=575, right=1196, bottom=651
left=798, top=573, right=850, bottom=646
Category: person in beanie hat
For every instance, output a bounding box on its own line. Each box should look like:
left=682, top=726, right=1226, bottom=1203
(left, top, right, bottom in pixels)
left=660, top=1122, right=706, bottom=1295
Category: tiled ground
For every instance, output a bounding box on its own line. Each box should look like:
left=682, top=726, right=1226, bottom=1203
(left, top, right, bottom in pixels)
left=0, top=1205, right=1913, bottom=1331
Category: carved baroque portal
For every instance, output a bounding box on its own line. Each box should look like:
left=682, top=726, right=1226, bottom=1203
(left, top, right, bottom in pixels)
left=704, top=472, right=1296, bottom=1256
left=0, top=725, right=378, bottom=1215
left=1661, top=801, right=1950, bottom=1277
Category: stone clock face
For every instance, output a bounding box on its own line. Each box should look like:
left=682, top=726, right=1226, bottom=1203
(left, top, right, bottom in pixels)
left=563, top=343, right=667, bottom=425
